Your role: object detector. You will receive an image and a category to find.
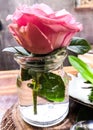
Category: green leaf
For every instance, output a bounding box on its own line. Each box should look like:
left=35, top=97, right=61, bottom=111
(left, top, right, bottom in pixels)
left=21, top=68, right=32, bottom=81
left=67, top=37, right=91, bottom=54
left=76, top=127, right=86, bottom=130
left=88, top=87, right=93, bottom=102
left=3, top=46, right=30, bottom=56
left=38, top=72, right=65, bottom=102
left=68, top=56, right=93, bottom=84
left=16, top=76, right=22, bottom=87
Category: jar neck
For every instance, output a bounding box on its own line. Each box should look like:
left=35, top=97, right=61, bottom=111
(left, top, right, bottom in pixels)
left=14, top=48, right=67, bottom=72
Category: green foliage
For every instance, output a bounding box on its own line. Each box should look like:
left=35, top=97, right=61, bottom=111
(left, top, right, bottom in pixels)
left=68, top=56, right=93, bottom=102
left=68, top=56, right=93, bottom=84
left=24, top=70, right=65, bottom=114
left=27, top=71, right=65, bottom=102
left=3, top=46, right=30, bottom=56
left=38, top=72, right=65, bottom=102
left=67, top=37, right=91, bottom=54
left=21, top=68, right=32, bottom=81
left=76, top=127, right=85, bottom=130
left=88, top=87, right=93, bottom=102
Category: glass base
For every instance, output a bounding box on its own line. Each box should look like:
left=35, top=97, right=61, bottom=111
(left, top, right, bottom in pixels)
left=19, top=102, right=69, bottom=127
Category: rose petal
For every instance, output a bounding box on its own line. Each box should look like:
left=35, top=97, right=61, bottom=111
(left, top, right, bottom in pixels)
left=26, top=23, right=53, bottom=54
left=7, top=4, right=82, bottom=54
left=8, top=23, right=53, bottom=54
left=32, top=3, right=54, bottom=15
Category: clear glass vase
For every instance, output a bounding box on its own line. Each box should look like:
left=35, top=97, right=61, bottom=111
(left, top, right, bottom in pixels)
left=14, top=48, right=69, bottom=127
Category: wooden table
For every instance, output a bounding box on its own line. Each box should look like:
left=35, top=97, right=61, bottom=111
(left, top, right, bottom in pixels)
left=0, top=66, right=92, bottom=130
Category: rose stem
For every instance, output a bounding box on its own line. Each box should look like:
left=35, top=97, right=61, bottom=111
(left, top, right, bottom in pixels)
left=33, top=72, right=40, bottom=114
left=33, top=88, right=37, bottom=114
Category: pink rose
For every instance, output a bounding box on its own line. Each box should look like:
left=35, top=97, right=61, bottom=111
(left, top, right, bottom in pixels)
left=7, top=3, right=82, bottom=54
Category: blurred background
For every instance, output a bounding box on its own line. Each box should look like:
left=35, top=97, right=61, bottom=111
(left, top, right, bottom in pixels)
left=0, top=0, right=93, bottom=70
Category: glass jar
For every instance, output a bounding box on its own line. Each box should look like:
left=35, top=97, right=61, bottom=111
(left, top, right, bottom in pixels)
left=14, top=48, right=69, bottom=127
left=70, top=120, right=93, bottom=130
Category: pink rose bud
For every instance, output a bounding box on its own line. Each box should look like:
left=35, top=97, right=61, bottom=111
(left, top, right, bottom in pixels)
left=6, top=3, right=82, bottom=54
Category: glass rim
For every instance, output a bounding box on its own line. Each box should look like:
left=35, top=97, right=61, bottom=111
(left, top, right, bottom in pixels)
left=14, top=47, right=67, bottom=60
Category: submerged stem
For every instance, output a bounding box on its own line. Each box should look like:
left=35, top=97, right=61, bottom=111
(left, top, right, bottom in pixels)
left=33, top=88, right=37, bottom=114
left=32, top=73, right=40, bottom=114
